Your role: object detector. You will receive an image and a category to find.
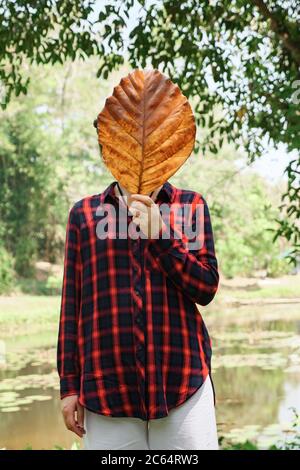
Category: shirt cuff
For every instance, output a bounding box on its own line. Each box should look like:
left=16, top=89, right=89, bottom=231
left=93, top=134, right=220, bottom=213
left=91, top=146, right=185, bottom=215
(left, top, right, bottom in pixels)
left=60, top=375, right=80, bottom=399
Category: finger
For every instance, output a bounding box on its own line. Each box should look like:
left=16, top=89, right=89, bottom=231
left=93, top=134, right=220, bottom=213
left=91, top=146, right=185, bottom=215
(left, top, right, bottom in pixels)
left=76, top=403, right=86, bottom=434
left=129, top=201, right=148, bottom=213
left=130, top=194, right=155, bottom=207
left=131, top=207, right=146, bottom=218
left=65, top=412, right=84, bottom=438
left=132, top=210, right=148, bottom=220
left=129, top=207, right=138, bottom=216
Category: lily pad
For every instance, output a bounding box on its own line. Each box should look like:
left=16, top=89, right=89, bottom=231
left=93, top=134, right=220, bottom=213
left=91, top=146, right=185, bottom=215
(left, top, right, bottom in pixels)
left=1, top=406, right=21, bottom=412
left=26, top=395, right=52, bottom=402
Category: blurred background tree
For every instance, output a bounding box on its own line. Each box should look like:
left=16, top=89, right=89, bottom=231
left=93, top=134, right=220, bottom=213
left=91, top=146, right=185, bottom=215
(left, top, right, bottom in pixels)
left=0, top=0, right=298, bottom=290
left=0, top=2, right=299, bottom=451
left=0, top=58, right=292, bottom=289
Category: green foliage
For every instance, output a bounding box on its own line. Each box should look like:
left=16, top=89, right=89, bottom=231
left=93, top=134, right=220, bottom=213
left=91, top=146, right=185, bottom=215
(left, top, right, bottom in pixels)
left=0, top=57, right=116, bottom=290
left=0, top=0, right=299, bottom=258
left=0, top=243, right=15, bottom=294
left=0, top=105, right=66, bottom=276
left=22, top=444, right=33, bottom=450
left=221, top=408, right=300, bottom=450
left=222, top=439, right=259, bottom=450
left=14, top=238, right=37, bottom=278
left=0, top=47, right=296, bottom=289
left=215, top=192, right=293, bottom=278
left=45, top=275, right=62, bottom=295
left=170, top=142, right=293, bottom=278
left=217, top=234, right=254, bottom=279
left=272, top=408, right=300, bottom=450
left=266, top=256, right=292, bottom=278
left=16, top=276, right=62, bottom=296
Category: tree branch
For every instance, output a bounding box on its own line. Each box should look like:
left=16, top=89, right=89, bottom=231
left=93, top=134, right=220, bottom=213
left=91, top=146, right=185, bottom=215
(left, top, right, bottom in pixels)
left=251, top=0, right=300, bottom=66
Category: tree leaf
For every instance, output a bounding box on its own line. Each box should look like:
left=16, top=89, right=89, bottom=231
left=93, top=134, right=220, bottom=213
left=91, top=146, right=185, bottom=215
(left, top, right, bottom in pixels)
left=96, top=68, right=196, bottom=194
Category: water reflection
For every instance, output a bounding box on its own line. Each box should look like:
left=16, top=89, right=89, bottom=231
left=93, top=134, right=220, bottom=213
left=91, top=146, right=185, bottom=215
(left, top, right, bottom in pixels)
left=0, top=302, right=299, bottom=449
left=1, top=388, right=81, bottom=450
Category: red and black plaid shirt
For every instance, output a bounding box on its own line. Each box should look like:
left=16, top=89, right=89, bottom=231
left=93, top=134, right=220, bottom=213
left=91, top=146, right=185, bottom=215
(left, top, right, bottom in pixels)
left=57, top=179, right=219, bottom=420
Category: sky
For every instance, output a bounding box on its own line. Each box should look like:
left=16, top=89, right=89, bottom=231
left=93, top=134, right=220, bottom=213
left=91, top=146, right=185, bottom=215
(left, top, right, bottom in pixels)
left=249, top=145, right=294, bottom=184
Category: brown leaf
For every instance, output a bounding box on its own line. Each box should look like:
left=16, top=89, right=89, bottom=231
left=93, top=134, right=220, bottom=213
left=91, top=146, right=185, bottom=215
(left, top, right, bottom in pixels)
left=96, top=68, right=196, bottom=194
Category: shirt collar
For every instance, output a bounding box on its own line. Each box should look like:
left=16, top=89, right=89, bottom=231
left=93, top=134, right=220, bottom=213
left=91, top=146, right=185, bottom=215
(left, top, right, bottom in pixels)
left=99, top=179, right=176, bottom=204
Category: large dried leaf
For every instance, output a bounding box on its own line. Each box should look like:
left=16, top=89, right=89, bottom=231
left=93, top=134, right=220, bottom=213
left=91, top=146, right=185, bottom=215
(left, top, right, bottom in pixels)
left=96, top=68, right=196, bottom=194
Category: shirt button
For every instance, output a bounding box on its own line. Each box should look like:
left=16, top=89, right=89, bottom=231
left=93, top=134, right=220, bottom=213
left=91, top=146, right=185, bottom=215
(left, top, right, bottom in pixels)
left=135, top=315, right=143, bottom=325
left=135, top=288, right=141, bottom=297
left=137, top=344, right=143, bottom=352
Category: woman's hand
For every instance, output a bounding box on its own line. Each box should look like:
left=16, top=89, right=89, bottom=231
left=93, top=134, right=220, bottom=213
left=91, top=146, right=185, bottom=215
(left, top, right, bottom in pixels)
left=129, top=194, right=164, bottom=239
left=61, top=395, right=86, bottom=438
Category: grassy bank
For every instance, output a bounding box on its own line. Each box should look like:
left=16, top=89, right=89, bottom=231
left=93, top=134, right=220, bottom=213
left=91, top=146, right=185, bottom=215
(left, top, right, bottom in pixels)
left=0, top=295, right=60, bottom=337
left=0, top=274, right=299, bottom=338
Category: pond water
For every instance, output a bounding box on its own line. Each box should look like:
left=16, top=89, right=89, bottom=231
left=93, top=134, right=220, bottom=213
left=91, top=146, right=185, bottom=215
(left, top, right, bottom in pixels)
left=0, top=302, right=300, bottom=449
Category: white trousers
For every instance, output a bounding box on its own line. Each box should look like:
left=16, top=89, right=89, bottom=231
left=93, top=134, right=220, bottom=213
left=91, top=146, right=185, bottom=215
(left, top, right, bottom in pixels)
left=82, top=374, right=219, bottom=450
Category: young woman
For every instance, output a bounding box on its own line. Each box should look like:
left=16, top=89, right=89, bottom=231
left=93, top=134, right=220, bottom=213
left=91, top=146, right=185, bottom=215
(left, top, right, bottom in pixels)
left=57, top=177, right=219, bottom=450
